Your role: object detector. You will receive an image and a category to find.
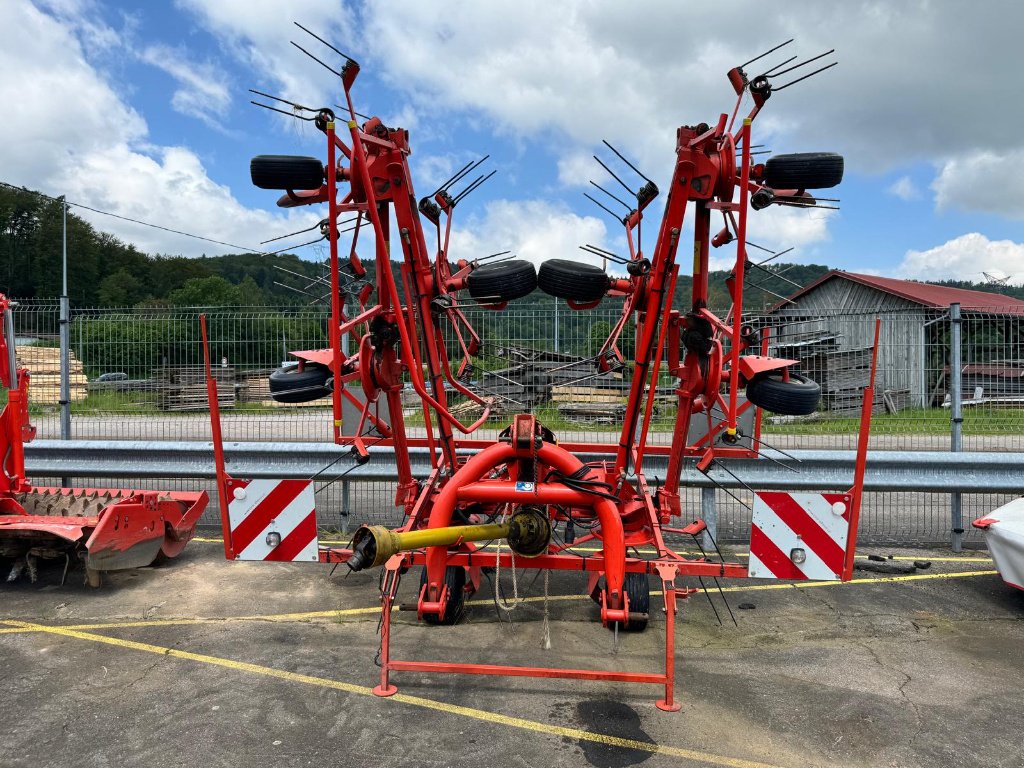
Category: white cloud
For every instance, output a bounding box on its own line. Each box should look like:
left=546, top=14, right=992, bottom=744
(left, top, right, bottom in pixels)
left=898, top=233, right=1024, bottom=284
left=63, top=144, right=319, bottom=256
left=448, top=199, right=609, bottom=271
left=139, top=44, right=232, bottom=129
left=354, top=1, right=1024, bottom=176
left=0, top=2, right=318, bottom=257
left=176, top=0, right=353, bottom=111
left=932, top=150, right=1024, bottom=219
left=887, top=176, right=920, bottom=201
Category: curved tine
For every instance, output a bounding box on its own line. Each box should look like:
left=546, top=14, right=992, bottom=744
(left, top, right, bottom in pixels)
left=250, top=101, right=318, bottom=121
left=601, top=140, right=655, bottom=185
left=476, top=250, right=511, bottom=263
left=293, top=22, right=357, bottom=64
left=739, top=38, right=793, bottom=70
left=290, top=41, right=341, bottom=77
left=333, top=104, right=372, bottom=122
left=773, top=61, right=838, bottom=91
left=763, top=49, right=835, bottom=80
left=249, top=89, right=317, bottom=113
left=758, top=54, right=797, bottom=77
left=438, top=155, right=490, bottom=196
left=579, top=245, right=628, bottom=265
left=583, top=193, right=624, bottom=221
left=260, top=218, right=329, bottom=245
left=592, top=155, right=636, bottom=197
left=452, top=169, right=496, bottom=205
left=589, top=180, right=633, bottom=211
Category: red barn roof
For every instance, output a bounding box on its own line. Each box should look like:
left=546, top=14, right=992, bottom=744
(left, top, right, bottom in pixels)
left=773, top=271, right=1024, bottom=314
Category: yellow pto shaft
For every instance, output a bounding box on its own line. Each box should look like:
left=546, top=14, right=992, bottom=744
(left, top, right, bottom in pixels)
left=346, top=507, right=550, bottom=571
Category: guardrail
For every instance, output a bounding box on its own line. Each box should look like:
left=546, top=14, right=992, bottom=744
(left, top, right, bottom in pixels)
left=24, top=440, right=1024, bottom=493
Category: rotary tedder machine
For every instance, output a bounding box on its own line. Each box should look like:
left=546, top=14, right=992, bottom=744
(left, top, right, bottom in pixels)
left=206, top=30, right=877, bottom=709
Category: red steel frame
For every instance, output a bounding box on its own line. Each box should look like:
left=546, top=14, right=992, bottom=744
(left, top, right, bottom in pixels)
left=213, top=52, right=872, bottom=710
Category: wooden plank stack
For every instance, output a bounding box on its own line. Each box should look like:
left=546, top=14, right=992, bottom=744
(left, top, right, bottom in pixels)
left=15, top=346, right=87, bottom=404
left=155, top=365, right=234, bottom=411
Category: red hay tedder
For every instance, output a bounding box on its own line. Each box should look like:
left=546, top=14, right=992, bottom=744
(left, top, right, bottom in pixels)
left=0, top=295, right=208, bottom=587
left=206, top=30, right=877, bottom=709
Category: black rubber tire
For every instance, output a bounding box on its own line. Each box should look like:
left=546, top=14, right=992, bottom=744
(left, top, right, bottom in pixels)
left=537, top=259, right=610, bottom=302
left=466, top=260, right=537, bottom=304
left=623, top=572, right=650, bottom=632
left=599, top=572, right=650, bottom=632
left=420, top=565, right=467, bottom=625
left=268, top=363, right=331, bottom=403
left=745, top=371, right=821, bottom=416
left=251, top=155, right=325, bottom=190
left=764, top=152, right=844, bottom=190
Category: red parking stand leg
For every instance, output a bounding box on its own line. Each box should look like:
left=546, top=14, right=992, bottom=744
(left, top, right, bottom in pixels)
left=372, top=557, right=402, bottom=697
left=656, top=563, right=682, bottom=712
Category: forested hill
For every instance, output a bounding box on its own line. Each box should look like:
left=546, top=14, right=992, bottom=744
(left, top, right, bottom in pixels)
left=3, top=182, right=1020, bottom=309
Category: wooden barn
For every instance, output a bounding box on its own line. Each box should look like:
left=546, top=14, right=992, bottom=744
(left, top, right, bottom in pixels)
left=764, top=271, right=1024, bottom=410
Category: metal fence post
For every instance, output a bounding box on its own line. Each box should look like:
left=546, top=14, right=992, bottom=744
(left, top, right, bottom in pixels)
left=701, top=486, right=717, bottom=551
left=553, top=296, right=560, bottom=353
left=59, top=198, right=72, bottom=487
left=949, top=302, right=963, bottom=552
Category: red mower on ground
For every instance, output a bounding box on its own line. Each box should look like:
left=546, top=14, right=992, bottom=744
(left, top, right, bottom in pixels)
left=208, top=30, right=875, bottom=709
left=0, top=295, right=208, bottom=586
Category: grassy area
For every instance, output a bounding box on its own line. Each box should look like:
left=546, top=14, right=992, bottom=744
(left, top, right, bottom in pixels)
left=70, top=390, right=160, bottom=414
left=763, top=407, right=1024, bottom=436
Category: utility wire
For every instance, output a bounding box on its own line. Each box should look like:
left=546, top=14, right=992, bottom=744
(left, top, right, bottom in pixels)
left=0, top=180, right=322, bottom=258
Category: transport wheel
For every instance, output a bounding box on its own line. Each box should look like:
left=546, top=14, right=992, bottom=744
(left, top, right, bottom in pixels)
left=420, top=566, right=467, bottom=625
left=466, top=260, right=537, bottom=304
left=268, top=362, right=331, bottom=403
left=745, top=371, right=821, bottom=416
left=537, top=259, right=610, bottom=302
left=250, top=155, right=325, bottom=190
left=763, top=152, right=844, bottom=189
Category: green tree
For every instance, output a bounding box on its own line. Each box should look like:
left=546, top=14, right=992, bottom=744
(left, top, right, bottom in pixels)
left=168, top=276, right=243, bottom=307
left=237, top=275, right=267, bottom=306
left=98, top=268, right=144, bottom=306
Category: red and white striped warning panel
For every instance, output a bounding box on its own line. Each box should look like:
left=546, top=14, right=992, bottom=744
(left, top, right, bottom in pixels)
left=226, top=478, right=319, bottom=562
left=748, top=491, right=852, bottom=581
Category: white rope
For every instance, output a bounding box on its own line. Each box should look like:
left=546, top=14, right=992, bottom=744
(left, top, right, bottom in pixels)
left=494, top=505, right=523, bottom=612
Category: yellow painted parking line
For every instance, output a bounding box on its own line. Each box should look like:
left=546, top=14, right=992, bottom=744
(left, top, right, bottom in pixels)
left=191, top=536, right=993, bottom=563
left=2, top=618, right=783, bottom=768
left=0, top=568, right=999, bottom=635
left=715, top=569, right=999, bottom=593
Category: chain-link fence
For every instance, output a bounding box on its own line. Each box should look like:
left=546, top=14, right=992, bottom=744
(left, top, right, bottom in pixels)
left=11, top=298, right=1023, bottom=544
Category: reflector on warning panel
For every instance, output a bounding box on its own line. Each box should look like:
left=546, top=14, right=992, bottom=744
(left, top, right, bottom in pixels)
left=226, top=478, right=319, bottom=562
left=748, top=491, right=851, bottom=581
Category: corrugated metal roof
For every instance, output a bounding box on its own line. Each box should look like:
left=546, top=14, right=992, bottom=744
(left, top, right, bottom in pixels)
left=771, top=271, right=1024, bottom=314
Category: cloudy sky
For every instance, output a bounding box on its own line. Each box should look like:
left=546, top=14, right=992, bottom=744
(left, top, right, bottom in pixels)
left=2, top=0, right=1023, bottom=284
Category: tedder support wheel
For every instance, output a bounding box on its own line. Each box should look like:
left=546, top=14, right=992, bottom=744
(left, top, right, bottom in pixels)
left=420, top=565, right=467, bottom=625
left=745, top=371, right=821, bottom=416
left=268, top=363, right=331, bottom=403
left=622, top=572, right=650, bottom=632
left=250, top=155, right=325, bottom=190
left=598, top=572, right=650, bottom=632
left=537, top=259, right=610, bottom=303
left=763, top=152, right=844, bottom=190
left=466, top=260, right=537, bottom=304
